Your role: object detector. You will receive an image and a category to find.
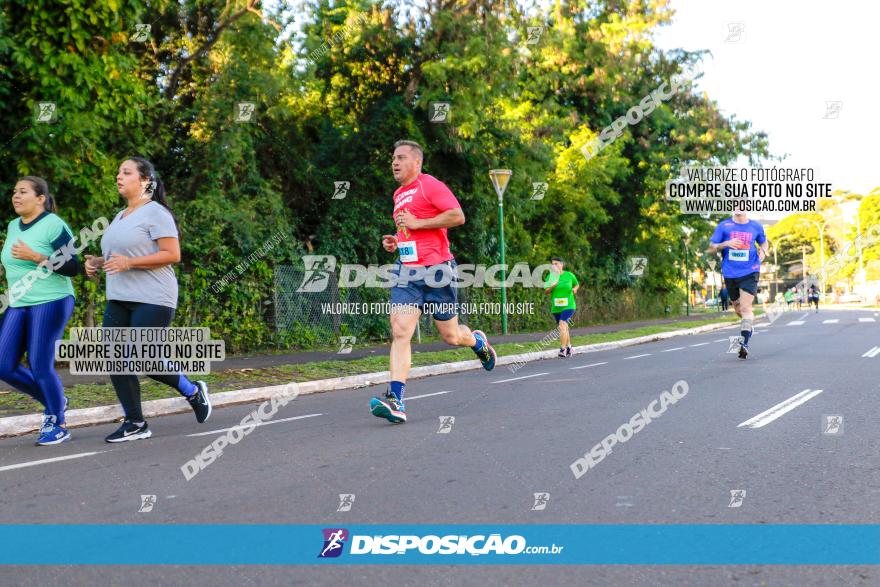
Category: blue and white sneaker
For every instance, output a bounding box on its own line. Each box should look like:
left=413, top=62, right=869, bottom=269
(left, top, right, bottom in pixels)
left=40, top=396, right=69, bottom=433
left=472, top=330, right=496, bottom=371
left=36, top=423, right=70, bottom=446
left=370, top=391, right=407, bottom=424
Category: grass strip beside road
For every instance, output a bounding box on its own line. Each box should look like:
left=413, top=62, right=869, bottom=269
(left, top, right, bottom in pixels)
left=0, top=316, right=738, bottom=418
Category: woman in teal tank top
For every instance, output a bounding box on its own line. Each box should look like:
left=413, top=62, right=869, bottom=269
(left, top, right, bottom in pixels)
left=0, top=177, right=80, bottom=445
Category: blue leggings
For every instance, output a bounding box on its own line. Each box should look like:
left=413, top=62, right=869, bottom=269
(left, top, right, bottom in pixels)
left=0, top=296, right=74, bottom=424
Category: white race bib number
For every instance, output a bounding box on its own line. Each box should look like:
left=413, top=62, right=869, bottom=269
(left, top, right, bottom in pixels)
left=398, top=240, right=418, bottom=263
left=728, top=249, right=748, bottom=262
left=554, top=297, right=568, bottom=308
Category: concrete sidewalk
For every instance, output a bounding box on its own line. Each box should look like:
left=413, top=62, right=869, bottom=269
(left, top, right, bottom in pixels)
left=0, top=316, right=739, bottom=437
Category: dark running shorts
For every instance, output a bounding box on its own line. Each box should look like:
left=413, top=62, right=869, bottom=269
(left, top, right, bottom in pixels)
left=723, top=272, right=759, bottom=302
left=390, top=260, right=458, bottom=321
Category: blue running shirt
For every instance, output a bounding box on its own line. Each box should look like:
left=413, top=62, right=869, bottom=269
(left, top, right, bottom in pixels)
left=710, top=218, right=766, bottom=279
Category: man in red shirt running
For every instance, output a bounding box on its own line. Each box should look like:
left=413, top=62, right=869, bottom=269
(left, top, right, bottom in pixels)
left=370, top=140, right=496, bottom=424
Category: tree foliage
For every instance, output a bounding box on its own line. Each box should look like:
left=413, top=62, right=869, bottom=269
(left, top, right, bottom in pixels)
left=0, top=0, right=771, bottom=350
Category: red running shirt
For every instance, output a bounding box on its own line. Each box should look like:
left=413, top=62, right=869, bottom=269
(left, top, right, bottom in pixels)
left=392, top=174, right=461, bottom=266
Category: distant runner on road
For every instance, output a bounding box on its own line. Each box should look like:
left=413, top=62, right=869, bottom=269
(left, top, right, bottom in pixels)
left=808, top=283, right=820, bottom=312
left=544, top=257, right=579, bottom=357
left=784, top=288, right=795, bottom=310
left=707, top=209, right=768, bottom=359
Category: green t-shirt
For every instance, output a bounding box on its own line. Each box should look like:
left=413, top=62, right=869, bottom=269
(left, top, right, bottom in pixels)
left=784, top=290, right=794, bottom=302
left=545, top=270, right=578, bottom=313
left=1, top=213, right=76, bottom=307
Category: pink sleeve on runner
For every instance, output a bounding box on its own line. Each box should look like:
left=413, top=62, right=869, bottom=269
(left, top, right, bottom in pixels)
left=424, top=176, right=461, bottom=212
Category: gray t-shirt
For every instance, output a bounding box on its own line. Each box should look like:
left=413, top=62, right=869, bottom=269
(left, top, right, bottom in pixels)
left=101, top=201, right=179, bottom=308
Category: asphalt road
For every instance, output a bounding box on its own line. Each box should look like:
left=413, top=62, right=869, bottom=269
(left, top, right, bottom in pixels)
left=1, top=308, right=878, bottom=586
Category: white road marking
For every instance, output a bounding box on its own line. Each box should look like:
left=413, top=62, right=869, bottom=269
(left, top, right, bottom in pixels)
left=689, top=342, right=710, bottom=347
left=623, top=353, right=651, bottom=360
left=859, top=317, right=876, bottom=323
left=787, top=321, right=805, bottom=326
left=661, top=347, right=685, bottom=352
left=407, top=391, right=454, bottom=400
left=187, top=413, right=323, bottom=437
left=861, top=346, right=880, bottom=358
left=714, top=338, right=728, bottom=342
left=823, top=319, right=839, bottom=324
left=492, top=373, right=548, bottom=384
left=737, top=389, right=825, bottom=429
left=0, top=451, right=108, bottom=473
left=570, top=362, right=608, bottom=370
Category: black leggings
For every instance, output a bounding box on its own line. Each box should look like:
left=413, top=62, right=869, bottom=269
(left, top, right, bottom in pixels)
left=102, top=300, right=195, bottom=421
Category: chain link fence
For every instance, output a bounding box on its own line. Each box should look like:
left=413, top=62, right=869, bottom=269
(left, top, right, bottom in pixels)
left=273, top=265, right=550, bottom=343
left=274, top=265, right=682, bottom=348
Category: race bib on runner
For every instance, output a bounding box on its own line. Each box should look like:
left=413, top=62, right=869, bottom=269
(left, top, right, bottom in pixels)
left=728, top=249, right=748, bottom=262
left=398, top=240, right=418, bottom=263
left=554, top=297, right=568, bottom=308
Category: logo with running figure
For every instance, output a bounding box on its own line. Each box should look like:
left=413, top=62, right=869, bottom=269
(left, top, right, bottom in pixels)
left=728, top=489, right=746, bottom=508
left=337, top=336, right=356, bottom=354
left=526, top=26, right=544, bottom=45
left=34, top=102, right=57, bottom=124
left=332, top=181, right=350, bottom=200
left=297, top=255, right=337, bottom=293
left=437, top=416, right=455, bottom=433
left=628, top=257, right=647, bottom=277
left=765, top=300, right=785, bottom=324
left=727, top=335, right=744, bottom=353
left=822, top=414, right=843, bottom=435
left=337, top=494, right=355, bottom=512
left=234, top=102, right=256, bottom=123
left=725, top=22, right=745, bottom=43
left=138, top=494, right=157, bottom=513
left=531, top=492, right=550, bottom=511
left=531, top=182, right=548, bottom=201
left=823, top=101, right=843, bottom=120
left=131, top=23, right=151, bottom=43
left=318, top=528, right=349, bottom=558
left=429, top=102, right=450, bottom=123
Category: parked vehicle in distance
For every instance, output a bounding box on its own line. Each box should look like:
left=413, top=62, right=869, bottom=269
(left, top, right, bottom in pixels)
left=836, top=292, right=865, bottom=304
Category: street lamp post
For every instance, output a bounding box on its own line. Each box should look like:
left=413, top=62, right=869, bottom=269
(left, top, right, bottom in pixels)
left=489, top=169, right=512, bottom=335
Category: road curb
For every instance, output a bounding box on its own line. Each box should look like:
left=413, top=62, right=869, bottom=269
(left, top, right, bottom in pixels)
left=0, top=319, right=737, bottom=438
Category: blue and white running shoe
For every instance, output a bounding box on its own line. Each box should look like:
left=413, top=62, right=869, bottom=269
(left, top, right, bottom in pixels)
left=370, top=391, right=407, bottom=424
left=40, top=396, right=69, bottom=434
left=36, top=424, right=70, bottom=446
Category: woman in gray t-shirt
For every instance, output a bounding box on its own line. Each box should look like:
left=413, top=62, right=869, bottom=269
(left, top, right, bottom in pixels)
left=85, top=157, right=212, bottom=442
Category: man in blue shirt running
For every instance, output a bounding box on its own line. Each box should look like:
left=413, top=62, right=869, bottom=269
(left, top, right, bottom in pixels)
left=707, top=210, right=768, bottom=359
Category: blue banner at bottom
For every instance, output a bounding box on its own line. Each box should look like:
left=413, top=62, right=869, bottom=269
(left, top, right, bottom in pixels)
left=0, top=525, right=878, bottom=564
